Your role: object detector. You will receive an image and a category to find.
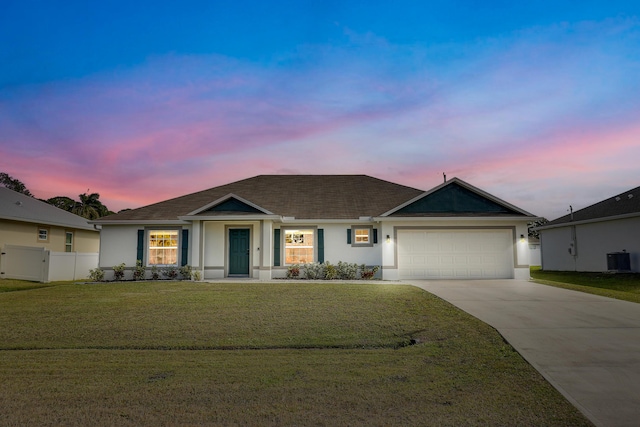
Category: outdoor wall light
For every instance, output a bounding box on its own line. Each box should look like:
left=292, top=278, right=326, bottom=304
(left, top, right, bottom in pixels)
left=386, top=235, right=391, bottom=243
left=520, top=234, right=526, bottom=243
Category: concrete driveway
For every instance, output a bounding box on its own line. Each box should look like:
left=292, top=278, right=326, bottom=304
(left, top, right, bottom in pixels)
left=406, top=279, right=640, bottom=427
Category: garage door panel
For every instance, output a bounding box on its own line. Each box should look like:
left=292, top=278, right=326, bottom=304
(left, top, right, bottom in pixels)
left=398, top=229, right=513, bottom=280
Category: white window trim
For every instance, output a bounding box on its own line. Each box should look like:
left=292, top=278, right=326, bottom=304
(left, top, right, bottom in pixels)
left=146, top=228, right=181, bottom=267
left=65, top=231, right=74, bottom=252
left=37, top=226, right=50, bottom=243
left=351, top=225, right=373, bottom=247
left=282, top=226, right=317, bottom=265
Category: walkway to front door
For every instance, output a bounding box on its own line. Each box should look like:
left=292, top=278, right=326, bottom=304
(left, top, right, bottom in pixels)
left=228, top=229, right=250, bottom=276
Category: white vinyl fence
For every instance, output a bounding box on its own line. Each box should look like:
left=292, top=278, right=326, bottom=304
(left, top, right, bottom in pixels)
left=0, top=245, right=98, bottom=282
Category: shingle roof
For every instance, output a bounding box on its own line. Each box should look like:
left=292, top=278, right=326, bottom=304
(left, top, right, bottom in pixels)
left=97, top=175, right=426, bottom=221
left=544, top=185, right=640, bottom=226
left=0, top=187, right=96, bottom=231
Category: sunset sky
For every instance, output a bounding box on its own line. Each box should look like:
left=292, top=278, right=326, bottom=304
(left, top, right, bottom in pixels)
left=2, top=1, right=639, bottom=219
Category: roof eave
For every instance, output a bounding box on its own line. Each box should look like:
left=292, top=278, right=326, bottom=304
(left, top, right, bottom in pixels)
left=536, top=211, right=640, bottom=231
left=90, top=219, right=190, bottom=225
left=179, top=214, right=281, bottom=221
left=1, top=215, right=97, bottom=231
left=374, top=215, right=538, bottom=222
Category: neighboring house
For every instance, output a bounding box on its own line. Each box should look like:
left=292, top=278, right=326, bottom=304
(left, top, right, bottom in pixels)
left=92, top=175, right=536, bottom=281
left=0, top=187, right=100, bottom=281
left=537, top=185, right=640, bottom=272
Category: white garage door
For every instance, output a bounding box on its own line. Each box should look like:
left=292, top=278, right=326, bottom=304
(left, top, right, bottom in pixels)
left=397, top=229, right=514, bottom=279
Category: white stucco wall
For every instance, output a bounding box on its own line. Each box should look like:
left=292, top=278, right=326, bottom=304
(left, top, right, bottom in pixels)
left=529, top=243, right=541, bottom=266
left=201, top=221, right=263, bottom=279
left=319, top=223, right=382, bottom=266
left=99, top=225, right=140, bottom=268
left=540, top=216, right=640, bottom=272
left=198, top=221, right=385, bottom=279
left=99, top=224, right=192, bottom=280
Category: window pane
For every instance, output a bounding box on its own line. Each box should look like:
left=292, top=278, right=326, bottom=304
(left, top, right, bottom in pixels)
left=355, top=228, right=370, bottom=243
left=38, top=229, right=48, bottom=240
left=65, top=232, right=73, bottom=252
left=148, top=230, right=178, bottom=265
left=284, top=229, right=314, bottom=264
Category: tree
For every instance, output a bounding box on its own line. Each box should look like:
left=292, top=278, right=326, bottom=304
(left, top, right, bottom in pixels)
left=1, top=171, right=116, bottom=218
left=46, top=196, right=76, bottom=211
left=71, top=192, right=113, bottom=220
left=0, top=172, right=32, bottom=196
left=528, top=218, right=549, bottom=239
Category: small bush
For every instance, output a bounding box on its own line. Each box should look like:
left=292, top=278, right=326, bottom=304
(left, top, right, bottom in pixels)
left=324, top=262, right=337, bottom=280
left=360, top=265, right=380, bottom=280
left=162, top=267, right=179, bottom=280
left=133, top=260, right=146, bottom=281
left=113, top=263, right=126, bottom=281
left=88, top=267, right=105, bottom=282
left=336, top=261, right=358, bottom=280
left=303, top=262, right=325, bottom=280
left=150, top=265, right=160, bottom=280
left=286, top=264, right=300, bottom=279
left=179, top=265, right=193, bottom=280
left=192, top=270, right=202, bottom=281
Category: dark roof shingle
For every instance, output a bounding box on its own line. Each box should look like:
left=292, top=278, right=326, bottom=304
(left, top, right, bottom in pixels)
left=98, top=175, right=425, bottom=221
left=545, top=185, right=640, bottom=226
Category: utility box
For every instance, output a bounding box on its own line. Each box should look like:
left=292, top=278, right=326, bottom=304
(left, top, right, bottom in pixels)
left=607, top=252, right=631, bottom=271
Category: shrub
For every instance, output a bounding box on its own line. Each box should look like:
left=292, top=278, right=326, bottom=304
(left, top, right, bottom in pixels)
left=324, top=261, right=337, bottom=280
left=150, top=265, right=160, bottom=280
left=359, top=265, right=380, bottom=280
left=303, top=262, right=325, bottom=280
left=192, top=270, right=202, bottom=281
left=179, top=265, right=193, bottom=280
left=286, top=264, right=300, bottom=279
left=336, top=261, right=358, bottom=280
left=88, top=267, right=105, bottom=282
left=133, top=260, right=146, bottom=281
left=162, top=267, right=179, bottom=280
left=113, top=263, right=126, bottom=281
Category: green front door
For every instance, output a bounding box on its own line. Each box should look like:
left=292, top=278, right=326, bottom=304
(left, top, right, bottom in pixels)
left=229, top=229, right=250, bottom=276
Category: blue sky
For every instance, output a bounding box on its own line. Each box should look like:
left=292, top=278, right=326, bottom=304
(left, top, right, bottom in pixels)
left=2, top=1, right=640, bottom=218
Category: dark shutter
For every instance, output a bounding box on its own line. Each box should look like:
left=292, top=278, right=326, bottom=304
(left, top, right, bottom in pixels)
left=373, top=229, right=378, bottom=244
left=318, top=229, right=324, bottom=263
left=274, top=229, right=281, bottom=266
left=136, top=230, right=144, bottom=263
left=181, top=229, right=189, bottom=266
left=347, top=228, right=352, bottom=244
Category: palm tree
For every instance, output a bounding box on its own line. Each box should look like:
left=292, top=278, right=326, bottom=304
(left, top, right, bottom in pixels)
left=72, top=192, right=111, bottom=219
left=0, top=172, right=32, bottom=196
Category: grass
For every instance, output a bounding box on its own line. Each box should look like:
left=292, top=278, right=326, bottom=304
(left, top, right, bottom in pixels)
left=0, top=278, right=58, bottom=293
left=0, top=280, right=591, bottom=426
left=530, top=266, right=640, bottom=303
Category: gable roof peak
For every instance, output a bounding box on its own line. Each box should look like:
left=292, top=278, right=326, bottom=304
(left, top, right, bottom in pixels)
left=381, top=177, right=534, bottom=217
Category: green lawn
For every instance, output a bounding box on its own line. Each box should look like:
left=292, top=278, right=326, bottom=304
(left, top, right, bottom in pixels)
left=0, top=280, right=591, bottom=426
left=530, top=267, right=640, bottom=303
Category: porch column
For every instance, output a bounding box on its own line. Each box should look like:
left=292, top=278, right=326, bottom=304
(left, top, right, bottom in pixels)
left=190, top=220, right=202, bottom=278
left=259, top=220, right=273, bottom=280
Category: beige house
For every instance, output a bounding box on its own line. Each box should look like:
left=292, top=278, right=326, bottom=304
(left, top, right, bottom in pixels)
left=0, top=187, right=100, bottom=280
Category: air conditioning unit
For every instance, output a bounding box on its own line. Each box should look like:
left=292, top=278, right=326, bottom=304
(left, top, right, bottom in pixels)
left=607, top=252, right=631, bottom=272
